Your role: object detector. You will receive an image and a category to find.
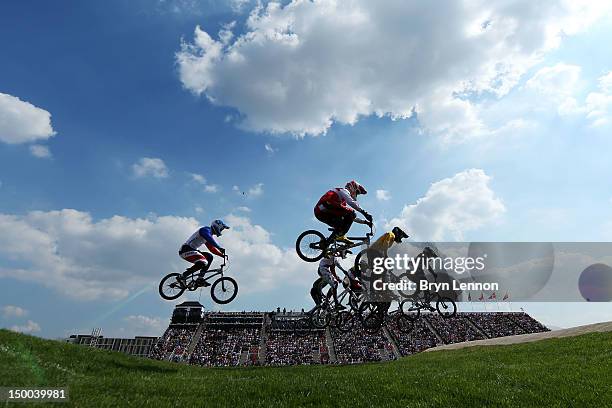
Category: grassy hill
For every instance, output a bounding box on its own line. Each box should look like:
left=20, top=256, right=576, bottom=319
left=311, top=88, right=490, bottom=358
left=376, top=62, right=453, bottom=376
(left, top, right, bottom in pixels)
left=1, top=329, right=610, bottom=407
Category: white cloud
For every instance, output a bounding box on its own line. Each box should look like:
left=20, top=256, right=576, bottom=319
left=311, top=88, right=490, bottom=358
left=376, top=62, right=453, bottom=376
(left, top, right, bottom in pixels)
left=233, top=183, right=264, bottom=197
left=132, top=157, right=169, bottom=179
left=235, top=206, right=251, bottom=212
left=0, top=93, right=56, bottom=144
left=189, top=172, right=219, bottom=192
left=195, top=206, right=204, bottom=214
left=264, top=143, right=278, bottom=154
left=176, top=0, right=611, bottom=138
left=9, top=320, right=41, bottom=334
left=1, top=305, right=28, bottom=319
left=526, top=63, right=583, bottom=115
left=29, top=144, right=52, bottom=159
left=376, top=189, right=391, bottom=201
left=122, top=315, right=167, bottom=337
left=526, top=63, right=582, bottom=96
left=222, top=213, right=308, bottom=289
left=231, top=0, right=251, bottom=13
left=190, top=173, right=206, bottom=184
left=248, top=183, right=264, bottom=197
left=0, top=209, right=307, bottom=300
left=388, top=169, right=505, bottom=241
left=155, top=0, right=203, bottom=15
left=525, top=67, right=612, bottom=126
left=584, top=71, right=612, bottom=127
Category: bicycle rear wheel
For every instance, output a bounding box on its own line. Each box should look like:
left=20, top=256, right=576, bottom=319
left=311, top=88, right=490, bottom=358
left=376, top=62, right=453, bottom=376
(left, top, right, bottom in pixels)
left=159, top=273, right=186, bottom=300
left=296, top=230, right=326, bottom=262
left=210, top=277, right=238, bottom=304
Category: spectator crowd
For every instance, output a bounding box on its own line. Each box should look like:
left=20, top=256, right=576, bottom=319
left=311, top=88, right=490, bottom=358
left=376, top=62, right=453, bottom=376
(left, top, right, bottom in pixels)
left=148, top=311, right=549, bottom=367
left=149, top=327, right=195, bottom=362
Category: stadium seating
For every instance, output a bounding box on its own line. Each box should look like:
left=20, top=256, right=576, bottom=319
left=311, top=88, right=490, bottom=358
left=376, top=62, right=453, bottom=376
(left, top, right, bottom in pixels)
left=145, top=311, right=550, bottom=367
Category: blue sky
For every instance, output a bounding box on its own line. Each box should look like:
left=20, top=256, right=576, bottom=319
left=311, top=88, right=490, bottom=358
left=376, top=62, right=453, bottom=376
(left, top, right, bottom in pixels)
left=1, top=0, right=611, bottom=338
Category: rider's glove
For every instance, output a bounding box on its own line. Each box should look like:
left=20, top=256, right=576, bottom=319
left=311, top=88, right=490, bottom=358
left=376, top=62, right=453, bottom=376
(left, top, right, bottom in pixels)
left=363, top=212, right=373, bottom=222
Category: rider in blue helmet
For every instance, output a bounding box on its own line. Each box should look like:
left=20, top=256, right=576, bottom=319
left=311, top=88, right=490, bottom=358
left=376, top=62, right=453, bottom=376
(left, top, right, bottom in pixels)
left=178, top=219, right=229, bottom=282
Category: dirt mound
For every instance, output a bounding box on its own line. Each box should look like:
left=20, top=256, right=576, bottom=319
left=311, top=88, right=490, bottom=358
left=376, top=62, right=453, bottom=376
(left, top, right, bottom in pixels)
left=425, top=321, right=612, bottom=352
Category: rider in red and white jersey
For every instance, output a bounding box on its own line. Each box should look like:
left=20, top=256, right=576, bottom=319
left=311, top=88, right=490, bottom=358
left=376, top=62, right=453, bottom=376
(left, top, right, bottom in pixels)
left=314, top=180, right=372, bottom=243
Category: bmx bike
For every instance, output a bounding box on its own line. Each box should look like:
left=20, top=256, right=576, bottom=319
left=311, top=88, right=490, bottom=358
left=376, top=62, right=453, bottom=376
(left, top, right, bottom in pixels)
left=295, top=223, right=374, bottom=262
left=400, top=286, right=457, bottom=321
left=357, top=301, right=414, bottom=334
left=158, top=256, right=238, bottom=304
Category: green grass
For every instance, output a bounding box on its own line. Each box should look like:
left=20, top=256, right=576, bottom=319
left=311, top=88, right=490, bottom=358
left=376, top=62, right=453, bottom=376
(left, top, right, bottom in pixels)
left=1, top=329, right=610, bottom=407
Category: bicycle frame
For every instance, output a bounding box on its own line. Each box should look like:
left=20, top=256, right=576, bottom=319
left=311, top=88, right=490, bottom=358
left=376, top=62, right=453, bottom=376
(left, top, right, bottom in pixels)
left=185, top=259, right=227, bottom=287
left=326, top=224, right=374, bottom=253
left=324, top=285, right=360, bottom=311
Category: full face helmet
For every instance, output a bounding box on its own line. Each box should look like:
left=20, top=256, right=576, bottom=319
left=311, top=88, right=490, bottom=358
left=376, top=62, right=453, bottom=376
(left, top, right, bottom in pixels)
left=345, top=180, right=367, bottom=200
left=211, top=219, right=230, bottom=236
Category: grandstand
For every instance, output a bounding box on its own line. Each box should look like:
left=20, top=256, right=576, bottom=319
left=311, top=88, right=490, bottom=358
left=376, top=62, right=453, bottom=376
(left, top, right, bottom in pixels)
left=68, top=302, right=549, bottom=365
left=144, top=303, right=550, bottom=367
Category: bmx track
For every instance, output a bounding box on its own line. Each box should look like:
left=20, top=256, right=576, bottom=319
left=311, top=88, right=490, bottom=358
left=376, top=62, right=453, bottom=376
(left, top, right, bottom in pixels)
left=425, top=321, right=612, bottom=352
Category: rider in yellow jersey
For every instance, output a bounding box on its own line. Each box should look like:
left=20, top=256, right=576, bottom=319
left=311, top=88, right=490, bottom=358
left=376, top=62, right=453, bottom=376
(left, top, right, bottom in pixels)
left=369, top=226, right=409, bottom=257
left=361, top=227, right=408, bottom=306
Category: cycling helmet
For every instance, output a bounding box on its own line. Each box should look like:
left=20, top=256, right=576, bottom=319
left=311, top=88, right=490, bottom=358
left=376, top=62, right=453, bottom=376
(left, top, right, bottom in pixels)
left=345, top=180, right=367, bottom=199
left=211, top=219, right=230, bottom=236
left=391, top=226, right=409, bottom=243
left=422, top=246, right=438, bottom=258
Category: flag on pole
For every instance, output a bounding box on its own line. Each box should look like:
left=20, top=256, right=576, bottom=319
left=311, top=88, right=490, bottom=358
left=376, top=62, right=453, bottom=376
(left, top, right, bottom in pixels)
left=503, top=291, right=509, bottom=300
left=478, top=292, right=484, bottom=301
left=488, top=292, right=496, bottom=300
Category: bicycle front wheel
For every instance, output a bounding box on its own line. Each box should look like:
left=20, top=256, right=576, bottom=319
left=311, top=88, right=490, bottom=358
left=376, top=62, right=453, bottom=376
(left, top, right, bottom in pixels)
left=296, top=230, right=326, bottom=262
left=436, top=296, right=457, bottom=318
left=211, top=277, right=238, bottom=304
left=334, top=311, right=355, bottom=332
left=159, top=273, right=186, bottom=300
left=310, top=306, right=330, bottom=329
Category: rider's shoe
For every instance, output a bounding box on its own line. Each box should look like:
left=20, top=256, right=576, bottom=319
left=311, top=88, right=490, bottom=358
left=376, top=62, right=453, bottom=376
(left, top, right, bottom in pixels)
left=181, top=265, right=199, bottom=279
left=335, top=235, right=352, bottom=245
